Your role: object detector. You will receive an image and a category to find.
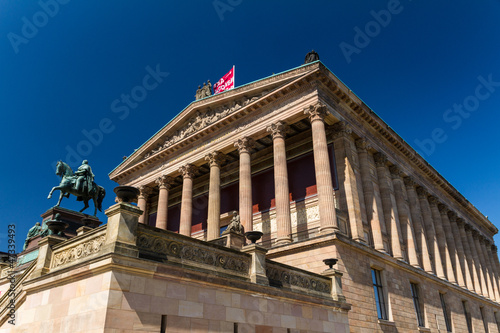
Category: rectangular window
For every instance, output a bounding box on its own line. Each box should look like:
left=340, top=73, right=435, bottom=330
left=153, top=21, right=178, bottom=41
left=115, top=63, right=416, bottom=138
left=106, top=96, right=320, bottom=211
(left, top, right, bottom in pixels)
left=463, top=301, right=473, bottom=333
left=372, top=268, right=388, bottom=320
left=410, top=283, right=424, bottom=327
left=440, top=293, right=452, bottom=332
left=480, top=307, right=489, bottom=333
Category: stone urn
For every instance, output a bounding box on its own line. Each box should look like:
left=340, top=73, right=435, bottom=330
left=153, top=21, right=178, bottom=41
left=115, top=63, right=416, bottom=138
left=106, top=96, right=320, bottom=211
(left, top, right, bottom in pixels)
left=114, top=186, right=140, bottom=203
left=244, top=231, right=263, bottom=244
left=46, top=214, right=69, bottom=235
left=323, top=258, right=338, bottom=269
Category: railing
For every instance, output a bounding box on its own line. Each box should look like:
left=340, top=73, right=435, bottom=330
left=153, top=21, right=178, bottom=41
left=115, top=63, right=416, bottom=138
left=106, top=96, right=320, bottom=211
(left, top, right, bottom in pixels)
left=136, top=224, right=251, bottom=279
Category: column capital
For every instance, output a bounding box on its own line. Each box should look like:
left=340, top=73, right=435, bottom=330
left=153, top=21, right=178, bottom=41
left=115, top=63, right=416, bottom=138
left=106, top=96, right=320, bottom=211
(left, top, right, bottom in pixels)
left=355, top=138, right=372, bottom=151
left=373, top=152, right=388, bottom=167
left=415, top=186, right=427, bottom=198
left=234, top=137, right=255, bottom=154
left=138, top=185, right=153, bottom=198
left=438, top=204, right=449, bottom=214
left=155, top=175, right=174, bottom=190
left=456, top=217, right=465, bottom=227
left=303, top=102, right=328, bottom=122
left=267, top=121, right=288, bottom=139
left=179, top=164, right=198, bottom=179
left=205, top=151, right=226, bottom=167
left=464, top=223, right=473, bottom=232
left=389, top=165, right=403, bottom=178
left=427, top=195, right=439, bottom=206
left=447, top=211, right=457, bottom=222
left=403, top=176, right=416, bottom=188
left=471, top=229, right=480, bottom=239
left=329, top=121, right=352, bottom=139
left=492, top=244, right=498, bottom=252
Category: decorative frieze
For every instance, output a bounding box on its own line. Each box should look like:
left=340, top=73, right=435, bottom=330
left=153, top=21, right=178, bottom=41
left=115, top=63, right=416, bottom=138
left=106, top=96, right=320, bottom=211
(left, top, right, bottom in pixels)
left=51, top=234, right=106, bottom=268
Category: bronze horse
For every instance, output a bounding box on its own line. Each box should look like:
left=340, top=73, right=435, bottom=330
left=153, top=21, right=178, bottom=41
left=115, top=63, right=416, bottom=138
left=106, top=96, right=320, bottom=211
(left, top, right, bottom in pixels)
left=47, top=161, right=106, bottom=216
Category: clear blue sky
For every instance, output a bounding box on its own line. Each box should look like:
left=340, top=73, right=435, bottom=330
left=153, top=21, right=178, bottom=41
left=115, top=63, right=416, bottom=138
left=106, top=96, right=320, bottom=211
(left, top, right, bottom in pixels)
left=1, top=0, right=500, bottom=253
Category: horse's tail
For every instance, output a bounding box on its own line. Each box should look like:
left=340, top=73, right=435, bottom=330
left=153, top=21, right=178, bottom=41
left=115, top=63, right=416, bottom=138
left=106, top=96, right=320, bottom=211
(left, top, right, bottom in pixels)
left=97, top=186, right=106, bottom=212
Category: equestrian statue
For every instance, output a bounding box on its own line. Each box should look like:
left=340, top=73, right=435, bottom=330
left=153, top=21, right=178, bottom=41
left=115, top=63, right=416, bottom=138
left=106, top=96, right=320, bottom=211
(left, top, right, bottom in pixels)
left=47, top=160, right=106, bottom=216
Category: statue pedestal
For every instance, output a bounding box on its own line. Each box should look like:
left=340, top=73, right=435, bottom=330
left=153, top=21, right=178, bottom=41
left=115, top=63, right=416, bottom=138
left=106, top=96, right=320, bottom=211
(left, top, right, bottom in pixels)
left=41, top=206, right=102, bottom=236
left=23, top=207, right=103, bottom=252
left=210, top=231, right=246, bottom=250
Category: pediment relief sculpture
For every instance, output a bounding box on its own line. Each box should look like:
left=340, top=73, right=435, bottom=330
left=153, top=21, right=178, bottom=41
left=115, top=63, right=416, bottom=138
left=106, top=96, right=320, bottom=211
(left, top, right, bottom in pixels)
left=143, top=96, right=259, bottom=159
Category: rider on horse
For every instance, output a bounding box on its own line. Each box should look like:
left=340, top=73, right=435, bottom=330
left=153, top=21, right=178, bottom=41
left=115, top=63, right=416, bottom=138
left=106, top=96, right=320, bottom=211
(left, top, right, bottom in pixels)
left=74, top=160, right=95, bottom=195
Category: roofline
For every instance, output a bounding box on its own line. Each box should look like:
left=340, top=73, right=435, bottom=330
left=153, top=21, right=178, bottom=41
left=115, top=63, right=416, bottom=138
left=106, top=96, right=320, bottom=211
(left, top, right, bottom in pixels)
left=109, top=61, right=322, bottom=175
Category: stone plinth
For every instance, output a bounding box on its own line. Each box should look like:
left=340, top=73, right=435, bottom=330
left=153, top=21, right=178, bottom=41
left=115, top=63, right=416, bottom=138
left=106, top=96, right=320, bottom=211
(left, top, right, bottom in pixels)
left=103, top=202, right=142, bottom=257
left=211, top=231, right=246, bottom=250
left=242, top=243, right=269, bottom=285
left=322, top=268, right=346, bottom=302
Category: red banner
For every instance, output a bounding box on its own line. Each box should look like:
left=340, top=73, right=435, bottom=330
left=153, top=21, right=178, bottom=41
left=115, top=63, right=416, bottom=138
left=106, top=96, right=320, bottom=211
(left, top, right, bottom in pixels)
left=214, top=66, right=234, bottom=94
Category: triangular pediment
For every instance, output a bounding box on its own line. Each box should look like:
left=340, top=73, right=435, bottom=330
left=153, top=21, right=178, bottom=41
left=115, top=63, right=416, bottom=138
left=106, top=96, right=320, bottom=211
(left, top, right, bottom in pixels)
left=109, top=61, right=324, bottom=180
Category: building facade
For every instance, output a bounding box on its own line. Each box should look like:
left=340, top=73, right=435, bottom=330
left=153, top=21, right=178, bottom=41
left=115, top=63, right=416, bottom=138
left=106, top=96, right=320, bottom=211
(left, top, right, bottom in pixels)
left=1, top=59, right=500, bottom=332
left=108, top=59, right=500, bottom=332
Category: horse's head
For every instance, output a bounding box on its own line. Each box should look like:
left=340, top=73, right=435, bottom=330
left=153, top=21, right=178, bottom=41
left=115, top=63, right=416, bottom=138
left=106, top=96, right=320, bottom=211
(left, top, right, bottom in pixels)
left=56, top=160, right=73, bottom=177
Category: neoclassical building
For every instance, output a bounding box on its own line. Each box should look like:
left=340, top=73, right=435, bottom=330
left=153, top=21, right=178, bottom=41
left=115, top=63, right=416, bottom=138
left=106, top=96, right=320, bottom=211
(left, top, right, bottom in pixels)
left=1, top=58, right=499, bottom=332
left=108, top=58, right=500, bottom=332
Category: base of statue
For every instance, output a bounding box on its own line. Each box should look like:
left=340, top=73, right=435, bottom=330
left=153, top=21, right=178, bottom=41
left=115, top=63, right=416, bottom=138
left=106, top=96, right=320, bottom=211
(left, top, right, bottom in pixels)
left=23, top=206, right=102, bottom=252
left=210, top=231, right=246, bottom=250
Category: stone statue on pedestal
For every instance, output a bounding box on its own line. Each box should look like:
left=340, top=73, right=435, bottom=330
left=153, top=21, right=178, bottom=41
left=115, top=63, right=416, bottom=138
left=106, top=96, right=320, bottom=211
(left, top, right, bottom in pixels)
left=222, top=211, right=245, bottom=235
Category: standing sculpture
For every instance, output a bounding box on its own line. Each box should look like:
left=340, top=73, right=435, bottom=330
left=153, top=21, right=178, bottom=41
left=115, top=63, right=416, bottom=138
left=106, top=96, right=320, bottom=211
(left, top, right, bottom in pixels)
left=304, top=50, right=319, bottom=64
left=47, top=160, right=106, bottom=216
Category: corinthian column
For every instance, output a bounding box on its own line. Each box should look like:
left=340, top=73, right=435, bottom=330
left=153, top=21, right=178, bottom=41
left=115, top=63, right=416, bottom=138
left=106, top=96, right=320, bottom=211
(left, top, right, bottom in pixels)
left=235, top=137, right=255, bottom=232
left=439, top=205, right=464, bottom=287
left=449, top=214, right=474, bottom=291
left=477, top=236, right=496, bottom=300
left=267, top=121, right=292, bottom=244
left=356, top=139, right=385, bottom=251
left=405, top=178, right=433, bottom=273
left=390, top=166, right=419, bottom=267
left=417, top=187, right=444, bottom=278
left=331, top=121, right=366, bottom=243
left=155, top=175, right=173, bottom=230
left=206, top=151, right=226, bottom=241
left=179, top=164, right=197, bottom=236
left=138, top=186, right=152, bottom=224
left=428, top=196, right=456, bottom=284
left=467, top=226, right=487, bottom=296
left=373, top=153, right=403, bottom=259
left=471, top=230, right=489, bottom=297
left=304, top=103, right=338, bottom=232
left=459, top=220, right=482, bottom=294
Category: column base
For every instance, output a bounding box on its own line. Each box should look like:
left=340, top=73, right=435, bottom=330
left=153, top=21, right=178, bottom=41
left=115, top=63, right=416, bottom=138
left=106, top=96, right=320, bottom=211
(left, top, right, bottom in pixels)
left=275, top=237, right=292, bottom=245
left=318, top=226, right=339, bottom=235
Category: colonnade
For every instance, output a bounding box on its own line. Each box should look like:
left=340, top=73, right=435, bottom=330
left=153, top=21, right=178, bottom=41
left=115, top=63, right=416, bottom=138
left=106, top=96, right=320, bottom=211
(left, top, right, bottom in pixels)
left=134, top=101, right=500, bottom=301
